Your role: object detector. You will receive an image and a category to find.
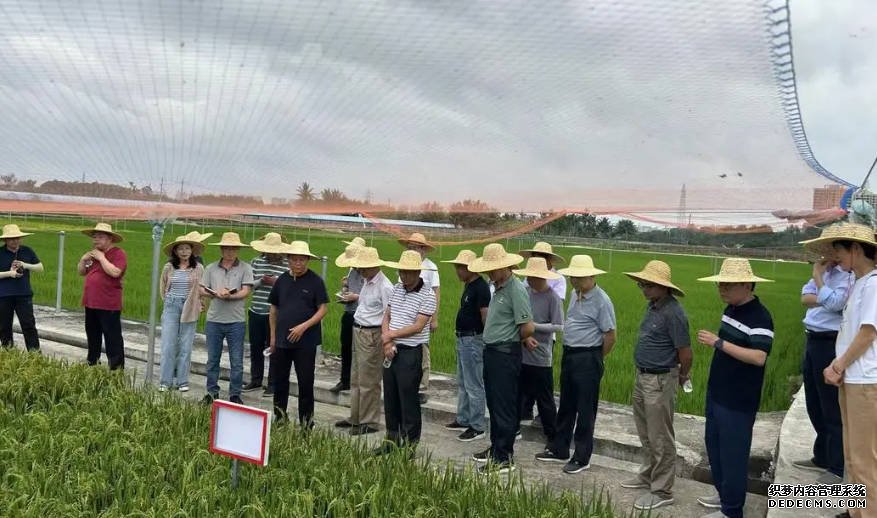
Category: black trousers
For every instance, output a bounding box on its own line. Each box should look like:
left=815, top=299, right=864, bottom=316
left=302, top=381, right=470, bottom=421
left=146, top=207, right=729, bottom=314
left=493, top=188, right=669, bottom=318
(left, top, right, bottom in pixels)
left=272, top=345, right=316, bottom=425
left=248, top=311, right=272, bottom=387
left=383, top=345, right=423, bottom=445
left=484, top=343, right=522, bottom=463
left=339, top=312, right=354, bottom=387
left=0, top=295, right=40, bottom=351
left=802, top=331, right=844, bottom=477
left=550, top=347, right=604, bottom=464
left=85, top=308, right=125, bottom=370
left=518, top=364, right=557, bottom=442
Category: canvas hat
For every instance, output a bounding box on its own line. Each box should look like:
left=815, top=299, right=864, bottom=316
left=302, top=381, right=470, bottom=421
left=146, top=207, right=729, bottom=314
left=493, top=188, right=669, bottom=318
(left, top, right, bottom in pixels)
left=698, top=257, right=773, bottom=283
left=442, top=249, right=477, bottom=266
left=163, top=234, right=204, bottom=257
left=799, top=222, right=877, bottom=257
left=383, top=250, right=435, bottom=271
left=251, top=232, right=288, bottom=254
left=513, top=257, right=562, bottom=280
left=208, top=232, right=249, bottom=248
left=519, top=241, right=565, bottom=263
left=0, top=224, right=33, bottom=240
left=398, top=232, right=435, bottom=251
left=82, top=222, right=123, bottom=243
left=468, top=243, right=524, bottom=273
left=284, top=240, right=319, bottom=258
left=343, top=236, right=366, bottom=247
left=335, top=243, right=362, bottom=267
left=624, top=260, right=685, bottom=297
left=557, top=255, right=607, bottom=277
left=349, top=247, right=384, bottom=268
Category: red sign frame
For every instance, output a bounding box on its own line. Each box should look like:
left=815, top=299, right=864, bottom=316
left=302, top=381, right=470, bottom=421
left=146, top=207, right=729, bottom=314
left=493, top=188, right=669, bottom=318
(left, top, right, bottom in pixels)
left=208, top=400, right=270, bottom=466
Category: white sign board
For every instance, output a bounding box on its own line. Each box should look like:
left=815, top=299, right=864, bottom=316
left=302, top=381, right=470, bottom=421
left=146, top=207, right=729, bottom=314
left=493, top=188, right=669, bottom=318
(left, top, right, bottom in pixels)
left=209, top=400, right=271, bottom=466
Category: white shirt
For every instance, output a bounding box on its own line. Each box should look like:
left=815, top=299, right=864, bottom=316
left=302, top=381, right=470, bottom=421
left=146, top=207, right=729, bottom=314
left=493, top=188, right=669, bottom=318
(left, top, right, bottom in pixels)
left=354, top=271, right=394, bottom=327
left=836, top=269, right=877, bottom=384
left=398, top=257, right=440, bottom=289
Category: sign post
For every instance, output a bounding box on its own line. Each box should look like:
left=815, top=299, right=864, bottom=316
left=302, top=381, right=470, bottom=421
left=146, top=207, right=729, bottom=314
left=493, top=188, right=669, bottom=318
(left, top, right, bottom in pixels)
left=209, top=400, right=271, bottom=489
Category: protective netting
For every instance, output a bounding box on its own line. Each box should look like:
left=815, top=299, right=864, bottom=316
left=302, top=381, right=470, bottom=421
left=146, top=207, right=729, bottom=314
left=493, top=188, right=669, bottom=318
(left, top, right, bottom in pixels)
left=0, top=0, right=858, bottom=231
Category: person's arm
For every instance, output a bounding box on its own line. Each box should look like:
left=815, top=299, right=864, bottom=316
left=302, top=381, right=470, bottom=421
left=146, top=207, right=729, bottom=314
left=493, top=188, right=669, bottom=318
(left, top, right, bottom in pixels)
left=602, top=329, right=617, bottom=357
left=77, top=251, right=93, bottom=276
left=696, top=330, right=767, bottom=366
left=801, top=294, right=819, bottom=308
left=226, top=285, right=251, bottom=300
left=287, top=303, right=328, bottom=342
left=825, top=324, right=877, bottom=386
left=385, top=313, right=432, bottom=340
left=429, top=285, right=440, bottom=330
left=91, top=250, right=123, bottom=278
left=479, top=307, right=488, bottom=326
left=159, top=265, right=169, bottom=299
left=0, top=268, right=17, bottom=279
left=268, top=304, right=277, bottom=352
left=16, top=261, right=43, bottom=273
left=815, top=274, right=851, bottom=313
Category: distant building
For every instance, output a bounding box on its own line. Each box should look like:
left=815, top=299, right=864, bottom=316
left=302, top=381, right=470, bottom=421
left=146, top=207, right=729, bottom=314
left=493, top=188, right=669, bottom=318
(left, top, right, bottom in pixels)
left=812, top=184, right=846, bottom=210
left=270, top=197, right=292, bottom=205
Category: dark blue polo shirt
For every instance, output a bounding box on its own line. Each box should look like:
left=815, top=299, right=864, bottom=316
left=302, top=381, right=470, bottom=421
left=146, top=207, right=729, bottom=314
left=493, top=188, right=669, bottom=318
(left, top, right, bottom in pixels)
left=0, top=245, right=40, bottom=298
left=268, top=269, right=329, bottom=349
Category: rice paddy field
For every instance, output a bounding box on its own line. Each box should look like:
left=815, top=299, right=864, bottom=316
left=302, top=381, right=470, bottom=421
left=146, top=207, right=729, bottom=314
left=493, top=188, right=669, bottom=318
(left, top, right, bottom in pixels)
left=8, top=215, right=811, bottom=415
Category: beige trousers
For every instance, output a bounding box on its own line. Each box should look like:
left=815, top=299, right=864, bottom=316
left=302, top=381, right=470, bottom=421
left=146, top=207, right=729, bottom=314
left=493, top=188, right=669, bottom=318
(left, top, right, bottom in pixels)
left=839, top=383, right=877, bottom=518
left=349, top=327, right=383, bottom=427
left=632, top=368, right=679, bottom=499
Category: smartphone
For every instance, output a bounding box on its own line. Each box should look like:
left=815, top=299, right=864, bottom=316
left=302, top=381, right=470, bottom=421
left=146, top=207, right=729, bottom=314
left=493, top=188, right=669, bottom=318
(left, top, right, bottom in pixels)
left=263, top=348, right=272, bottom=357
left=229, top=288, right=239, bottom=295
left=201, top=285, right=218, bottom=296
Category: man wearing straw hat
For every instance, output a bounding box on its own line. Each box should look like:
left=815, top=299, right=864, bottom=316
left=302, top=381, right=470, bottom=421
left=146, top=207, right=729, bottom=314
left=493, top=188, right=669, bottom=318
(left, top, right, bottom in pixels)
left=335, top=246, right=393, bottom=436
left=267, top=241, right=328, bottom=427
left=801, top=223, right=877, bottom=518
left=242, top=233, right=288, bottom=397
left=200, top=232, right=254, bottom=405
left=621, top=260, right=691, bottom=511
left=331, top=239, right=366, bottom=394
left=468, top=243, right=535, bottom=474
left=374, top=250, right=437, bottom=455
left=398, top=232, right=440, bottom=404
left=442, top=249, right=491, bottom=442
left=0, top=224, right=43, bottom=351
left=78, top=223, right=127, bottom=370
left=537, top=255, right=616, bottom=475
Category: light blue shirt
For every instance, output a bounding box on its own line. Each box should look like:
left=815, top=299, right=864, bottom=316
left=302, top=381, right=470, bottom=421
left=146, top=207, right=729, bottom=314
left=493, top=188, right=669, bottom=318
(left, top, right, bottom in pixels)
left=801, top=266, right=854, bottom=332
left=563, top=285, right=616, bottom=348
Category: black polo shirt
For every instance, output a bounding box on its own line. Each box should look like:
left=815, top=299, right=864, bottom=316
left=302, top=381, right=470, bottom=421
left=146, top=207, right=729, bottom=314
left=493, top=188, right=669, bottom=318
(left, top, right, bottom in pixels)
left=455, top=276, right=491, bottom=334
left=268, top=269, right=329, bottom=349
left=0, top=245, right=39, bottom=298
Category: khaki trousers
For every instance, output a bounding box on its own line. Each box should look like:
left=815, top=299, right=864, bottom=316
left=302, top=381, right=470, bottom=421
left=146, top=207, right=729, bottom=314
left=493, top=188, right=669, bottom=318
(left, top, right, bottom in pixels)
left=839, top=383, right=877, bottom=518
left=349, top=327, right=383, bottom=427
left=632, top=368, right=678, bottom=499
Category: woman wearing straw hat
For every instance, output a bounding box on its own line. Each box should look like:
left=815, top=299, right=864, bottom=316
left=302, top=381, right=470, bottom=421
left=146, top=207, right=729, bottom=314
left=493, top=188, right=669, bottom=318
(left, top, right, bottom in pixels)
left=157, top=234, right=206, bottom=392
left=0, top=224, right=43, bottom=351
left=694, top=258, right=774, bottom=518
left=801, top=223, right=877, bottom=518
left=620, top=260, right=691, bottom=512
left=78, top=223, right=127, bottom=370
left=330, top=241, right=366, bottom=394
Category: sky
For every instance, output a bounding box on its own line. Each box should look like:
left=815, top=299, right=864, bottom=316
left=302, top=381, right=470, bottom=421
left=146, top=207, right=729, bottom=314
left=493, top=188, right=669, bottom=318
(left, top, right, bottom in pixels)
left=0, top=0, right=872, bottom=223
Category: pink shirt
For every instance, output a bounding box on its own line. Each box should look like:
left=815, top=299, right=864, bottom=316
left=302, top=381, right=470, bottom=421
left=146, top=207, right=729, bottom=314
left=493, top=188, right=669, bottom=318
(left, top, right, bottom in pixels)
left=82, top=247, right=127, bottom=311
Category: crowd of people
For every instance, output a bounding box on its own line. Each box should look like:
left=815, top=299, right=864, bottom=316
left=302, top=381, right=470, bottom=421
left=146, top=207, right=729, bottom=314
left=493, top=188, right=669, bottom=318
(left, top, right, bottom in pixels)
left=1, top=221, right=875, bottom=518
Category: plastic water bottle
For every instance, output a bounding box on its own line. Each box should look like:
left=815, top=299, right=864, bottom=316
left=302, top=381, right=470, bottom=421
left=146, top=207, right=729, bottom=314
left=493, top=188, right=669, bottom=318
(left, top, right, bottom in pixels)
left=683, top=378, right=693, bottom=393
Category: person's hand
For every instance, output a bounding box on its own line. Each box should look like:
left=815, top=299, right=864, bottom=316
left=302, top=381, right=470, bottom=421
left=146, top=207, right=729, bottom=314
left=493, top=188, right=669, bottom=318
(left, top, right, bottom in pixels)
left=697, top=330, right=719, bottom=347
left=383, top=342, right=396, bottom=360
left=81, top=251, right=94, bottom=262
left=679, top=373, right=690, bottom=386
left=522, top=336, right=539, bottom=351
left=823, top=360, right=844, bottom=387
left=287, top=324, right=307, bottom=343
left=429, top=319, right=438, bottom=331
left=262, top=274, right=276, bottom=286
left=8, top=264, right=22, bottom=278
left=813, top=259, right=831, bottom=280
left=11, top=260, right=24, bottom=271
left=90, top=249, right=106, bottom=262
left=217, top=288, right=231, bottom=299
left=381, top=330, right=395, bottom=344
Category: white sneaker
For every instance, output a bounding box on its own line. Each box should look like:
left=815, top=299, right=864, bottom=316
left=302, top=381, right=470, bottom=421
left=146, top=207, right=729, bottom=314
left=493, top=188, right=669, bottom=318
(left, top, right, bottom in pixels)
left=697, top=493, right=721, bottom=508
left=178, top=384, right=189, bottom=392
left=158, top=385, right=168, bottom=392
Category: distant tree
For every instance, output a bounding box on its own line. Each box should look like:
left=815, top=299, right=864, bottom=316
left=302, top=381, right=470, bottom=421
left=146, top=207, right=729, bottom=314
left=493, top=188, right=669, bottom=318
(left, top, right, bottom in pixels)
left=320, top=188, right=349, bottom=203
left=448, top=199, right=499, bottom=228
left=613, top=219, right=637, bottom=239
left=296, top=182, right=316, bottom=203
left=595, top=217, right=613, bottom=238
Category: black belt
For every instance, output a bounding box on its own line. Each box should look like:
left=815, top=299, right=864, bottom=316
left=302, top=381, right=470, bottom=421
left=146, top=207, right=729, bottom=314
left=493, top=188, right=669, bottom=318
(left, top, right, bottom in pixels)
left=638, top=367, right=671, bottom=375
left=353, top=323, right=381, bottom=329
left=455, top=330, right=481, bottom=337
left=564, top=346, right=601, bottom=354
left=806, top=330, right=838, bottom=339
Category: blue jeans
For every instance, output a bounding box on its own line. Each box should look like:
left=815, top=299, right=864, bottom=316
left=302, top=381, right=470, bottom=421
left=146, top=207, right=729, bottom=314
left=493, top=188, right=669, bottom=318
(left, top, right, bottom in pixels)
left=159, top=296, right=197, bottom=387
left=456, top=334, right=486, bottom=431
left=205, top=321, right=246, bottom=397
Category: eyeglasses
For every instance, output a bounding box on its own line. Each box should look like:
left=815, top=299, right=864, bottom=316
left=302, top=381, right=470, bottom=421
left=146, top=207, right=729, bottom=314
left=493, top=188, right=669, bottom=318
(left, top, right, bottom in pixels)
left=717, top=282, right=744, bottom=290
left=636, top=281, right=658, bottom=289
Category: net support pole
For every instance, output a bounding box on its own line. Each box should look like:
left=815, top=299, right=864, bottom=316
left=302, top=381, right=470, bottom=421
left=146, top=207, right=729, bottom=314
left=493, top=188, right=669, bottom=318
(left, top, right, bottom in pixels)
left=55, top=231, right=65, bottom=311
left=145, top=222, right=165, bottom=384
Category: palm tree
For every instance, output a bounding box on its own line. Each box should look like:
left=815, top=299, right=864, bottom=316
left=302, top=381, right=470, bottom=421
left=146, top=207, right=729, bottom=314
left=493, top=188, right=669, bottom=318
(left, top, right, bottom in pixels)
left=296, top=182, right=315, bottom=202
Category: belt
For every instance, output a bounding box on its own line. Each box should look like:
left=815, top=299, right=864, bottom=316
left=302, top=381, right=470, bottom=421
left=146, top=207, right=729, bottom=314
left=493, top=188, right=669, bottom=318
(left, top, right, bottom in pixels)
left=638, top=367, right=671, bottom=375
left=563, top=346, right=601, bottom=354
left=353, top=323, right=381, bottom=330
left=806, top=330, right=838, bottom=339
left=455, top=330, right=481, bottom=337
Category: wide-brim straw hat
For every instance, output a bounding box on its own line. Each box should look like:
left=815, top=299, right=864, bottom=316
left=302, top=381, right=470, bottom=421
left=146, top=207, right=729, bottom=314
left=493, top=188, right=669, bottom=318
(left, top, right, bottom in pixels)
left=251, top=232, right=288, bottom=254
left=468, top=243, right=524, bottom=273
left=82, top=222, right=123, bottom=243
left=799, top=222, right=877, bottom=257
left=343, top=236, right=366, bottom=247
left=557, top=254, right=607, bottom=277
left=398, top=232, right=435, bottom=250
left=193, top=232, right=213, bottom=242
left=513, top=257, right=562, bottom=280
left=335, top=243, right=361, bottom=267
left=284, top=240, right=319, bottom=258
left=624, top=260, right=685, bottom=297
left=163, top=235, right=205, bottom=257
left=208, top=232, right=249, bottom=248
left=442, top=249, right=477, bottom=266
left=698, top=257, right=774, bottom=283
left=349, top=247, right=384, bottom=268
left=0, top=224, right=33, bottom=240
left=519, top=241, right=565, bottom=263
left=384, top=250, right=436, bottom=271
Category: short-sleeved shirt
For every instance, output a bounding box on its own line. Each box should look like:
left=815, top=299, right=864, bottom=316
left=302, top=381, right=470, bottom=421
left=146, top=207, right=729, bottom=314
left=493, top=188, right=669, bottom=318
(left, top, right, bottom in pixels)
left=0, top=245, right=40, bottom=298
left=524, top=273, right=567, bottom=301
left=523, top=287, right=563, bottom=366
left=483, top=276, right=532, bottom=345
left=353, top=271, right=394, bottom=327
left=564, top=286, right=616, bottom=349
left=634, top=295, right=690, bottom=370
left=249, top=256, right=288, bottom=316
left=456, top=276, right=491, bottom=334
left=709, top=296, right=774, bottom=412
left=836, top=270, right=877, bottom=384
left=801, top=266, right=853, bottom=332
left=268, top=269, right=328, bottom=349
left=343, top=268, right=365, bottom=314
left=388, top=279, right=437, bottom=347
left=204, top=259, right=255, bottom=323
left=82, top=247, right=127, bottom=311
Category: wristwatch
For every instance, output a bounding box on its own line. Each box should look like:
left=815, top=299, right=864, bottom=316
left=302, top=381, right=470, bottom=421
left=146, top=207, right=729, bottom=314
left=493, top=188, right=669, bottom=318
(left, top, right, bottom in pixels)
left=713, top=338, right=724, bottom=351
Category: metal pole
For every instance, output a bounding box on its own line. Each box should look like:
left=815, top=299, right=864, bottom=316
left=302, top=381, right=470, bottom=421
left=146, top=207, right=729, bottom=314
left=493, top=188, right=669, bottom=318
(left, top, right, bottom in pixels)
left=320, top=256, right=328, bottom=280
left=231, top=459, right=240, bottom=489
left=145, top=222, right=165, bottom=384
left=55, top=231, right=65, bottom=311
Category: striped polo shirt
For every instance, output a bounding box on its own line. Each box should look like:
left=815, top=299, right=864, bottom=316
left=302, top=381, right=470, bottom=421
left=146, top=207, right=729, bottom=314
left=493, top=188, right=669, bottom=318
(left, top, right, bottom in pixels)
left=387, top=279, right=436, bottom=347
left=249, top=256, right=288, bottom=316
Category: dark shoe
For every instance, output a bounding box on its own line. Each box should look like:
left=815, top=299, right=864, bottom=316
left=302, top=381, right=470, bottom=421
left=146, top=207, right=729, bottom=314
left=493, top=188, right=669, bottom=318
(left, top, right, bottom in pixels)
left=445, top=420, right=468, bottom=430
left=262, top=387, right=274, bottom=398
left=350, top=425, right=380, bottom=436
left=478, top=460, right=515, bottom=475
left=792, top=458, right=827, bottom=472
left=272, top=413, right=289, bottom=426
left=563, top=459, right=590, bottom=474
left=242, top=381, right=262, bottom=392
left=419, top=393, right=428, bottom=404
left=200, top=393, right=217, bottom=406
left=329, top=382, right=349, bottom=394
left=335, top=419, right=354, bottom=428
left=457, top=428, right=485, bottom=442
left=535, top=449, right=569, bottom=463
left=472, top=447, right=491, bottom=463
left=229, top=395, right=244, bottom=405
left=372, top=441, right=397, bottom=456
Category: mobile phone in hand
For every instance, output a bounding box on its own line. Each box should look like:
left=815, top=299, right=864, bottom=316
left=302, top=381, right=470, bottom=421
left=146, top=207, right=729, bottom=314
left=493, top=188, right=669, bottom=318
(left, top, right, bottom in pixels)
left=228, top=288, right=239, bottom=295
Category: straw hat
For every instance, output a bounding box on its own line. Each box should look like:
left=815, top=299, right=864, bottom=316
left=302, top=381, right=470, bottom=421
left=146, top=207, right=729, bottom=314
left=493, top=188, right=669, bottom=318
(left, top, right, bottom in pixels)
left=208, top=232, right=249, bottom=248
left=624, top=260, right=685, bottom=297
left=82, top=222, right=123, bottom=243
left=398, top=232, right=435, bottom=250
left=468, top=243, right=524, bottom=273
left=343, top=236, right=366, bottom=247
left=284, top=240, right=319, bottom=258
left=0, top=224, right=33, bottom=240
left=698, top=257, right=774, bottom=283
left=251, top=232, right=288, bottom=254
left=557, top=255, right=607, bottom=277
left=513, top=257, right=562, bottom=280
left=349, top=247, right=384, bottom=268
left=193, top=232, right=213, bottom=242
left=383, top=250, right=436, bottom=271
left=799, top=223, right=877, bottom=256
left=442, top=249, right=477, bottom=266
left=519, top=241, right=565, bottom=263
left=335, top=243, right=361, bottom=267
left=163, top=234, right=205, bottom=257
